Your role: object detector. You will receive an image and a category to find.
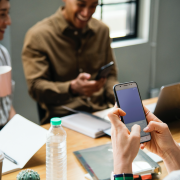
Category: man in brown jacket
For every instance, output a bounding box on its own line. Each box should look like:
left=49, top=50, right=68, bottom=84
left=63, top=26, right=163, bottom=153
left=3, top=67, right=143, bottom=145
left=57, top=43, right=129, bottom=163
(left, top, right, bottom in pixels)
left=22, top=0, right=119, bottom=124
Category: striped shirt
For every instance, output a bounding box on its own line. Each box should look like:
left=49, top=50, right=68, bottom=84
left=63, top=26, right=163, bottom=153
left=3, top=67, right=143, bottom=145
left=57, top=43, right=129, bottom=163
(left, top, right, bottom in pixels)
left=0, top=44, right=12, bottom=126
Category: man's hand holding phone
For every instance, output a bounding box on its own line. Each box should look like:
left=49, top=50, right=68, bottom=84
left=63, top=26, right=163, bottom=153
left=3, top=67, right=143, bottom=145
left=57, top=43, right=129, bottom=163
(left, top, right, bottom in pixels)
left=95, top=61, right=114, bottom=80
left=70, top=73, right=106, bottom=97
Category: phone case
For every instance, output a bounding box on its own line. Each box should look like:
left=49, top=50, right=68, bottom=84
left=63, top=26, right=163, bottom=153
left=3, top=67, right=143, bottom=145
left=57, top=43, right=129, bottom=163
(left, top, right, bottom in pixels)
left=113, top=81, right=151, bottom=143
left=95, top=61, right=114, bottom=80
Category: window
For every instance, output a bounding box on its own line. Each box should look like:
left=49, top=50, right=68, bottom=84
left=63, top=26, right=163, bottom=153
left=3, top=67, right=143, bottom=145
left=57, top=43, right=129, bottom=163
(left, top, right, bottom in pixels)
left=93, top=0, right=139, bottom=41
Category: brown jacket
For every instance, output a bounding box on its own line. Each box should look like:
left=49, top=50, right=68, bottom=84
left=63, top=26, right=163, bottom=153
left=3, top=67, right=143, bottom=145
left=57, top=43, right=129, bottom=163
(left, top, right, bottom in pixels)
left=22, top=8, right=119, bottom=124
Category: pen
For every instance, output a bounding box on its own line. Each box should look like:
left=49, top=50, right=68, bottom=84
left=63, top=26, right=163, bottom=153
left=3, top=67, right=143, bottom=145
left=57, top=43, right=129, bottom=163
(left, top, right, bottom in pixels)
left=4, top=152, right=17, bottom=165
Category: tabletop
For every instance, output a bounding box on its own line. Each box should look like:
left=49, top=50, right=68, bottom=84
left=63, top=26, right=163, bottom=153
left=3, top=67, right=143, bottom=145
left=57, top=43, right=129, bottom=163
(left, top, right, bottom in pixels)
left=3, top=97, right=180, bottom=180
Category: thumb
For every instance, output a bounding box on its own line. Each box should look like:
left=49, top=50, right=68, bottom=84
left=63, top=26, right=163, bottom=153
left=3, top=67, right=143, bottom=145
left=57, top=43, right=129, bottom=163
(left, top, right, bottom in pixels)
left=130, top=124, right=141, bottom=138
left=79, top=73, right=91, bottom=80
left=108, top=108, right=126, bottom=127
left=143, top=121, right=166, bottom=134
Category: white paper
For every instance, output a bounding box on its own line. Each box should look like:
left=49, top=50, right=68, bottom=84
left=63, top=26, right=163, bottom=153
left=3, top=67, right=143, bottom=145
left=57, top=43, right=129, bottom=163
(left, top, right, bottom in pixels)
left=2, top=159, right=20, bottom=174
left=93, top=108, right=113, bottom=122
left=0, top=114, right=47, bottom=174
left=132, top=161, right=151, bottom=172
left=61, top=113, right=111, bottom=138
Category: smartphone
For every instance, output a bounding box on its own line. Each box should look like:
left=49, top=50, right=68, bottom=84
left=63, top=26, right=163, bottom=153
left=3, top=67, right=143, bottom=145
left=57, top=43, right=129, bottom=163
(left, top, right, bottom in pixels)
left=113, top=81, right=151, bottom=143
left=95, top=61, right=114, bottom=80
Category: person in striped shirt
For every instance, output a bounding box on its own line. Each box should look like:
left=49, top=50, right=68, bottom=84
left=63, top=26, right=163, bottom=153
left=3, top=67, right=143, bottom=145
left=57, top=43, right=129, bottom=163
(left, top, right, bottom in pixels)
left=0, top=0, right=15, bottom=130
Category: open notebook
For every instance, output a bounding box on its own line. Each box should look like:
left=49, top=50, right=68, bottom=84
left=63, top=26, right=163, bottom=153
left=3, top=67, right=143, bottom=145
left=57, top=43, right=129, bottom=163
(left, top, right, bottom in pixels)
left=0, top=114, right=47, bottom=175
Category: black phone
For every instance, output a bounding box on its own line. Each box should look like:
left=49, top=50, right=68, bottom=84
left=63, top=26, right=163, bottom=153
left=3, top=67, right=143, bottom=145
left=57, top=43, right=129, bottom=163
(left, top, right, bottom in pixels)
left=113, top=81, right=151, bottom=143
left=95, top=61, right=114, bottom=80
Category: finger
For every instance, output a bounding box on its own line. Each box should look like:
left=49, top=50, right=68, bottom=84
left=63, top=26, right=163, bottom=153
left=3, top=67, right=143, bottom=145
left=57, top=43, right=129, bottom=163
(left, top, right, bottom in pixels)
left=96, top=78, right=106, bottom=88
left=108, top=108, right=126, bottom=127
left=83, top=87, right=99, bottom=96
left=101, top=78, right=107, bottom=85
left=114, top=103, right=118, bottom=108
left=98, top=78, right=106, bottom=85
left=96, top=82, right=104, bottom=91
left=140, top=143, right=146, bottom=149
left=83, top=83, right=99, bottom=93
left=109, top=107, right=130, bottom=135
left=112, top=107, right=126, bottom=117
left=97, top=78, right=105, bottom=83
left=85, top=80, right=104, bottom=92
left=143, top=105, right=158, bottom=120
left=79, top=73, right=91, bottom=80
left=83, top=89, right=95, bottom=97
left=143, top=105, right=150, bottom=114
left=130, top=124, right=141, bottom=139
left=143, top=121, right=167, bottom=133
left=143, top=105, right=162, bottom=123
left=83, top=80, right=98, bottom=88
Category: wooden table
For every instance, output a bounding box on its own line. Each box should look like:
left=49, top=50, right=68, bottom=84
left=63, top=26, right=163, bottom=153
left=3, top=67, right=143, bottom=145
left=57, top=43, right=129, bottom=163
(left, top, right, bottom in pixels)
left=3, top=97, right=180, bottom=180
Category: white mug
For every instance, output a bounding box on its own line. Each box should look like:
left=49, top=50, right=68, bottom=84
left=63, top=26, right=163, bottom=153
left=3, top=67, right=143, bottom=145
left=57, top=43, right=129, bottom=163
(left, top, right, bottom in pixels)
left=0, top=66, right=12, bottom=97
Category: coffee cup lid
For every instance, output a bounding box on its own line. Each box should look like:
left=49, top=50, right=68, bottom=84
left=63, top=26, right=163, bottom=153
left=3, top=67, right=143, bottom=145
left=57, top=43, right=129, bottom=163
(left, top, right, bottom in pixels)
left=0, top=150, right=4, bottom=162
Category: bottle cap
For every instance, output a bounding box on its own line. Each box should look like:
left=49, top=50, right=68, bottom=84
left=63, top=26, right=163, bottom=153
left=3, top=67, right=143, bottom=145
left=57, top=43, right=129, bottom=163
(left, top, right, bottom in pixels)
left=50, top=117, right=62, bottom=126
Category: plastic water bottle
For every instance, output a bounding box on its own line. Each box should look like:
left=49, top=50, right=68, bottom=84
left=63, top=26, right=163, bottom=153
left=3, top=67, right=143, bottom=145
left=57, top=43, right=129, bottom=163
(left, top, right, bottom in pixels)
left=46, top=117, right=67, bottom=180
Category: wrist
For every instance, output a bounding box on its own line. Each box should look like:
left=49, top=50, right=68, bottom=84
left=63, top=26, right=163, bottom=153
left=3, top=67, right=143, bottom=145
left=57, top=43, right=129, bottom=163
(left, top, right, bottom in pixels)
left=175, top=141, right=180, bottom=151
left=111, top=172, right=134, bottom=180
left=114, top=162, right=132, bottom=174
left=162, top=146, right=180, bottom=173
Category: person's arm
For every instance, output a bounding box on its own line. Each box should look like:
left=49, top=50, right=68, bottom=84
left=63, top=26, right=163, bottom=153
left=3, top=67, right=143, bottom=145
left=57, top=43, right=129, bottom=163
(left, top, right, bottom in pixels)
left=108, top=105, right=180, bottom=179
left=141, top=106, right=180, bottom=173
left=22, top=30, right=75, bottom=105
left=108, top=107, right=141, bottom=174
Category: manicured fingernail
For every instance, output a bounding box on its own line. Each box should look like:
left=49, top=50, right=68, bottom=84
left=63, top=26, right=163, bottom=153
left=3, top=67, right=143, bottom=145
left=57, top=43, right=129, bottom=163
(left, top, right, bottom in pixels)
left=143, top=126, right=149, bottom=132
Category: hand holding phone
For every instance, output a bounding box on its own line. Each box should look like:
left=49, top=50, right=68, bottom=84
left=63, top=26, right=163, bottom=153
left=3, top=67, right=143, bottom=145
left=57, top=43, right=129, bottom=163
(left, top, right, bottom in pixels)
left=70, top=73, right=106, bottom=96
left=113, top=81, right=151, bottom=143
left=108, top=100, right=180, bottom=175
left=108, top=107, right=141, bottom=174
left=95, top=61, right=114, bottom=80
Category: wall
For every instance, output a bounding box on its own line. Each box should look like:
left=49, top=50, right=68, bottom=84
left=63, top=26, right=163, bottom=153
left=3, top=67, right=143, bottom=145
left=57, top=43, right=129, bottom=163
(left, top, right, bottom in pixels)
left=10, top=0, right=63, bottom=124
left=155, top=0, right=180, bottom=87
left=2, top=0, right=180, bottom=124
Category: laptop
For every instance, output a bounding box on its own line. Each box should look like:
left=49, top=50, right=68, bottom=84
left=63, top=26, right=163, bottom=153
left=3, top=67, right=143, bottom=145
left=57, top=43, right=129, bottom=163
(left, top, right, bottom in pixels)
left=147, top=82, right=180, bottom=122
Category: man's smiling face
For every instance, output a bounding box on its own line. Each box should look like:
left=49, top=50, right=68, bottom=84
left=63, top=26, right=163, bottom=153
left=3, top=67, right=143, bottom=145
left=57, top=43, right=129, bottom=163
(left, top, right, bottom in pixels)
left=62, top=0, right=98, bottom=29
left=0, top=0, right=11, bottom=40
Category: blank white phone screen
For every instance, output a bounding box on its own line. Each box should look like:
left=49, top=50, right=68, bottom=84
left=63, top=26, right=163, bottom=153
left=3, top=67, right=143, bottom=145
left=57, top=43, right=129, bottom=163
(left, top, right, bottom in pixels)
left=117, top=87, right=150, bottom=137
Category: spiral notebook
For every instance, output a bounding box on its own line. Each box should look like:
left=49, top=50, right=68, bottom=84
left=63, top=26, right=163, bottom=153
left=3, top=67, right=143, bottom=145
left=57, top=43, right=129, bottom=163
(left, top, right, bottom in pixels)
left=74, top=143, right=161, bottom=180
